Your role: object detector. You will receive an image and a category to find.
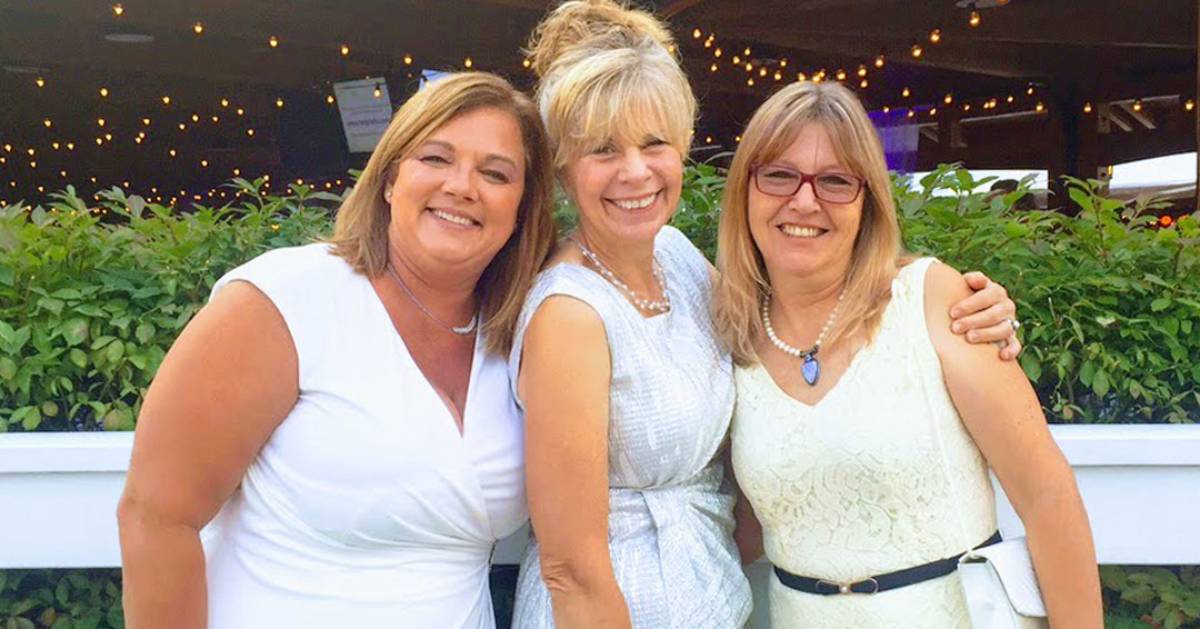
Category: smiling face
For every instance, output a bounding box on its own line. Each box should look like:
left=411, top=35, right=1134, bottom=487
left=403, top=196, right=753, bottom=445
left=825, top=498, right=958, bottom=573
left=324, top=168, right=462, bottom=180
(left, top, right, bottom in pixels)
left=748, top=122, right=865, bottom=283
left=384, top=106, right=526, bottom=278
left=563, top=136, right=683, bottom=248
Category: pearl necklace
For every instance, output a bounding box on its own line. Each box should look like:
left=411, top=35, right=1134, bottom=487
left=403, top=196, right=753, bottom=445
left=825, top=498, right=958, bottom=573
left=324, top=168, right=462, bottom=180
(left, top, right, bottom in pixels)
left=761, top=289, right=845, bottom=386
left=572, top=237, right=671, bottom=313
left=385, top=264, right=478, bottom=336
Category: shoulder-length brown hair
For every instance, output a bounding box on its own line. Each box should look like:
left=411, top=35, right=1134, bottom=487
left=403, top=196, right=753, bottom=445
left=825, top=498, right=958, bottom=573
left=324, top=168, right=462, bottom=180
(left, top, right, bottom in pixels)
left=715, top=81, right=902, bottom=366
left=329, top=72, right=556, bottom=355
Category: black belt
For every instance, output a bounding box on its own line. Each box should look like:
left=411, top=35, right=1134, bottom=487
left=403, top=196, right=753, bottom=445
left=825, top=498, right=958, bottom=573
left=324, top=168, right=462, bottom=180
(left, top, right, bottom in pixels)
left=773, top=531, right=1003, bottom=595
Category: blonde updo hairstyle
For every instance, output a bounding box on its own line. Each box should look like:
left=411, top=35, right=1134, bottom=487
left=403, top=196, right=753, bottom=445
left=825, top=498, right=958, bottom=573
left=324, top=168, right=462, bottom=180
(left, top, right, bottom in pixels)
left=526, top=0, right=696, bottom=174
left=715, top=81, right=903, bottom=366
left=329, top=72, right=556, bottom=355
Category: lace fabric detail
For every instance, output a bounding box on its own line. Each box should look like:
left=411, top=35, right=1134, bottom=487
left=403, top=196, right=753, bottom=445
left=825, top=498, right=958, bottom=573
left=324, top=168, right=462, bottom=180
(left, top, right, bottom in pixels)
left=510, top=226, right=751, bottom=628
left=731, top=258, right=997, bottom=628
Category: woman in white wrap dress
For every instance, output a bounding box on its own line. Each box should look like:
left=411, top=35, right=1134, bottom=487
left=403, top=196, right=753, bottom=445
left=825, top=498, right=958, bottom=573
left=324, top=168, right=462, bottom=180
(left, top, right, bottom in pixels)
left=118, top=73, right=558, bottom=629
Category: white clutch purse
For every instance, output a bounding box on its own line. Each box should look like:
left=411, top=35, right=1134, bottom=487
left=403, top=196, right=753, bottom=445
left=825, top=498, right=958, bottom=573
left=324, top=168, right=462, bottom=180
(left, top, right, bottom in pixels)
left=958, top=536, right=1049, bottom=629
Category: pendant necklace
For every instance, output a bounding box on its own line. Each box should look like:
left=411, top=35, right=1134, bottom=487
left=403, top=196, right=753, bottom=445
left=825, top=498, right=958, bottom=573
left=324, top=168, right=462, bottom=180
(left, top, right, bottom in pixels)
left=385, top=264, right=478, bottom=336
left=761, top=289, right=845, bottom=386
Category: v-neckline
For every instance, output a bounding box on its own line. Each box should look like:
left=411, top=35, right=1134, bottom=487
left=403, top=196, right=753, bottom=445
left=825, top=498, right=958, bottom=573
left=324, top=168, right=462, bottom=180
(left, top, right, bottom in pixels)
left=752, top=340, right=871, bottom=411
left=365, top=272, right=482, bottom=440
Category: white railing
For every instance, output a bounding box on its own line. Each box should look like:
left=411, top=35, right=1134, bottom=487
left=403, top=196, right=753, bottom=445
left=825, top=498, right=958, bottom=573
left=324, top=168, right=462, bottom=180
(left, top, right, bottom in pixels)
left=2, top=425, right=1198, bottom=567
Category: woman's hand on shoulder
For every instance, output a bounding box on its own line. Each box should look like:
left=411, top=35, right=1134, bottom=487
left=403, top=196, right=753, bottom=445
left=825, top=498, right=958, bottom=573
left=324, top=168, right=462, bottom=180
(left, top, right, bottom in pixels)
left=948, top=269, right=1021, bottom=360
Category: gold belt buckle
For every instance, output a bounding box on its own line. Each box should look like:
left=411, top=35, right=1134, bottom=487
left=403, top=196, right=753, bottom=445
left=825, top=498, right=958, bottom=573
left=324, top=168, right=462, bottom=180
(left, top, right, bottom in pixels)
left=818, top=576, right=880, bottom=595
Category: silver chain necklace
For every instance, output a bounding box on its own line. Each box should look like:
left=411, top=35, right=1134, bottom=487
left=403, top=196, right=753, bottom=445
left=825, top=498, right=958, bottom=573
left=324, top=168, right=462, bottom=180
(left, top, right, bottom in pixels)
left=761, top=289, right=846, bottom=386
left=572, top=237, right=671, bottom=313
left=385, top=264, right=478, bottom=336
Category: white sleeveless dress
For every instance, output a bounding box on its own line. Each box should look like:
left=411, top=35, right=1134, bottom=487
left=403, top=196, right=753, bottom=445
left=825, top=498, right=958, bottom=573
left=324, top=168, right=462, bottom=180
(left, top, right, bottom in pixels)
left=509, top=226, right=752, bottom=628
left=731, top=258, right=998, bottom=629
left=201, top=243, right=527, bottom=629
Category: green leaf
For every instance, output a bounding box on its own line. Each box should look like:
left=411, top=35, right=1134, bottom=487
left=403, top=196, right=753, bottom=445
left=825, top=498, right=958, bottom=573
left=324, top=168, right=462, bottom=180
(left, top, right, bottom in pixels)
left=69, top=348, right=88, bottom=369
left=1093, top=369, right=1111, bottom=397
left=56, top=578, right=70, bottom=606
left=135, top=322, right=156, bottom=344
left=128, top=352, right=147, bottom=370
left=61, top=318, right=90, bottom=346
left=1151, top=297, right=1172, bottom=312
left=0, top=356, right=16, bottom=381
left=21, top=407, right=43, bottom=430
left=1019, top=353, right=1042, bottom=383
left=104, top=339, right=125, bottom=363
left=1002, top=221, right=1030, bottom=238
left=38, top=296, right=65, bottom=316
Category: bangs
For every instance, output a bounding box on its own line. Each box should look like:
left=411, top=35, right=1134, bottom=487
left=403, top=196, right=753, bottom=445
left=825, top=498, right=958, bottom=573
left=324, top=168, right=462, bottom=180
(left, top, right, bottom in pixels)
left=554, top=53, right=693, bottom=164
left=751, top=93, right=873, bottom=179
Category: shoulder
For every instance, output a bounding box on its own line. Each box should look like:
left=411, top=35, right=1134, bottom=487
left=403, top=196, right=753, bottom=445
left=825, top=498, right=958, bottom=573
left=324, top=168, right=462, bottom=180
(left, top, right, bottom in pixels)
left=656, top=225, right=706, bottom=265
left=224, top=242, right=350, bottom=282
left=523, top=263, right=609, bottom=334
left=920, top=259, right=973, bottom=312
left=656, top=224, right=714, bottom=288
left=212, top=242, right=355, bottom=301
left=510, top=263, right=612, bottom=372
left=512, top=277, right=610, bottom=404
left=525, top=262, right=610, bottom=308
left=527, top=292, right=605, bottom=338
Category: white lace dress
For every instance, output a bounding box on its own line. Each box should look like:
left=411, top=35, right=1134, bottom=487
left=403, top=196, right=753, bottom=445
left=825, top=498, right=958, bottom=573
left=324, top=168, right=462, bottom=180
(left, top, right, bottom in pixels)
left=509, top=226, right=752, bottom=628
left=731, top=258, right=998, bottom=629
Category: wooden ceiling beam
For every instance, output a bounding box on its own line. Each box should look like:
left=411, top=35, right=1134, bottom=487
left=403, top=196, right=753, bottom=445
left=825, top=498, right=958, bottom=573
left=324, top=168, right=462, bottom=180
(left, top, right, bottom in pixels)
left=1116, top=102, right=1158, bottom=131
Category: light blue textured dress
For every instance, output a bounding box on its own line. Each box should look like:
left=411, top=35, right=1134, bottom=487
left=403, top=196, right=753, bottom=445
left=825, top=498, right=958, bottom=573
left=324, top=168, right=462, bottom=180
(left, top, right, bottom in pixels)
left=508, top=226, right=752, bottom=628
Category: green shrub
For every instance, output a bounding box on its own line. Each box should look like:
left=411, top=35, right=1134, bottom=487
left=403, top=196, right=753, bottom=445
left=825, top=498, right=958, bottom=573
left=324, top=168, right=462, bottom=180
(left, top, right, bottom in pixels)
left=3, top=165, right=1198, bottom=430
left=0, top=569, right=123, bottom=629
left=0, top=179, right=336, bottom=431
left=1102, top=566, right=1200, bottom=628
left=897, top=166, right=1199, bottom=424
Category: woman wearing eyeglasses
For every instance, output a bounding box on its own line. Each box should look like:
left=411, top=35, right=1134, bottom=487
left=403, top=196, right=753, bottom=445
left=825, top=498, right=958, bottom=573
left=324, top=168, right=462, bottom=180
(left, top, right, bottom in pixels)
left=717, top=81, right=1102, bottom=628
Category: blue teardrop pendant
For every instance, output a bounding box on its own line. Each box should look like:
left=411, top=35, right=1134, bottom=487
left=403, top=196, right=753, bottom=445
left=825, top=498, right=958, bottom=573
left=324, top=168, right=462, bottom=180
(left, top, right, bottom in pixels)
left=801, top=352, right=820, bottom=386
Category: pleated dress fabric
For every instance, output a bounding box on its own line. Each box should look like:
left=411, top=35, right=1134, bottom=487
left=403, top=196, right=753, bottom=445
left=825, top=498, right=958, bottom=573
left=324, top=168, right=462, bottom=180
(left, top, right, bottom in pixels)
left=731, top=258, right=999, bottom=629
left=508, top=226, right=752, bottom=628
left=201, top=243, right=527, bottom=629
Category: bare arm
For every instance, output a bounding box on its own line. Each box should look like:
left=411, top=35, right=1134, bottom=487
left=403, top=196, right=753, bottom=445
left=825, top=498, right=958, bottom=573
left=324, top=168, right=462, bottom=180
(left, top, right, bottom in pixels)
left=926, top=263, right=1102, bottom=629
left=118, top=282, right=299, bottom=629
left=518, top=296, right=631, bottom=629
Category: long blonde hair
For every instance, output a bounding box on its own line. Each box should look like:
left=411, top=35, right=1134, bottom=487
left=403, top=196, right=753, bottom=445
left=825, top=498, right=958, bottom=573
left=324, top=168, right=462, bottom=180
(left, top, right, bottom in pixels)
left=328, top=72, right=556, bottom=355
left=526, top=0, right=696, bottom=172
left=715, top=81, right=902, bottom=366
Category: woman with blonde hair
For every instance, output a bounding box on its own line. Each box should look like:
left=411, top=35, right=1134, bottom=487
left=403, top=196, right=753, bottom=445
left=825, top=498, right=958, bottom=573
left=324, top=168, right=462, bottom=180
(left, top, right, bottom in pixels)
left=719, top=81, right=1102, bottom=627
left=118, top=72, right=556, bottom=629
left=511, top=2, right=1021, bottom=627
